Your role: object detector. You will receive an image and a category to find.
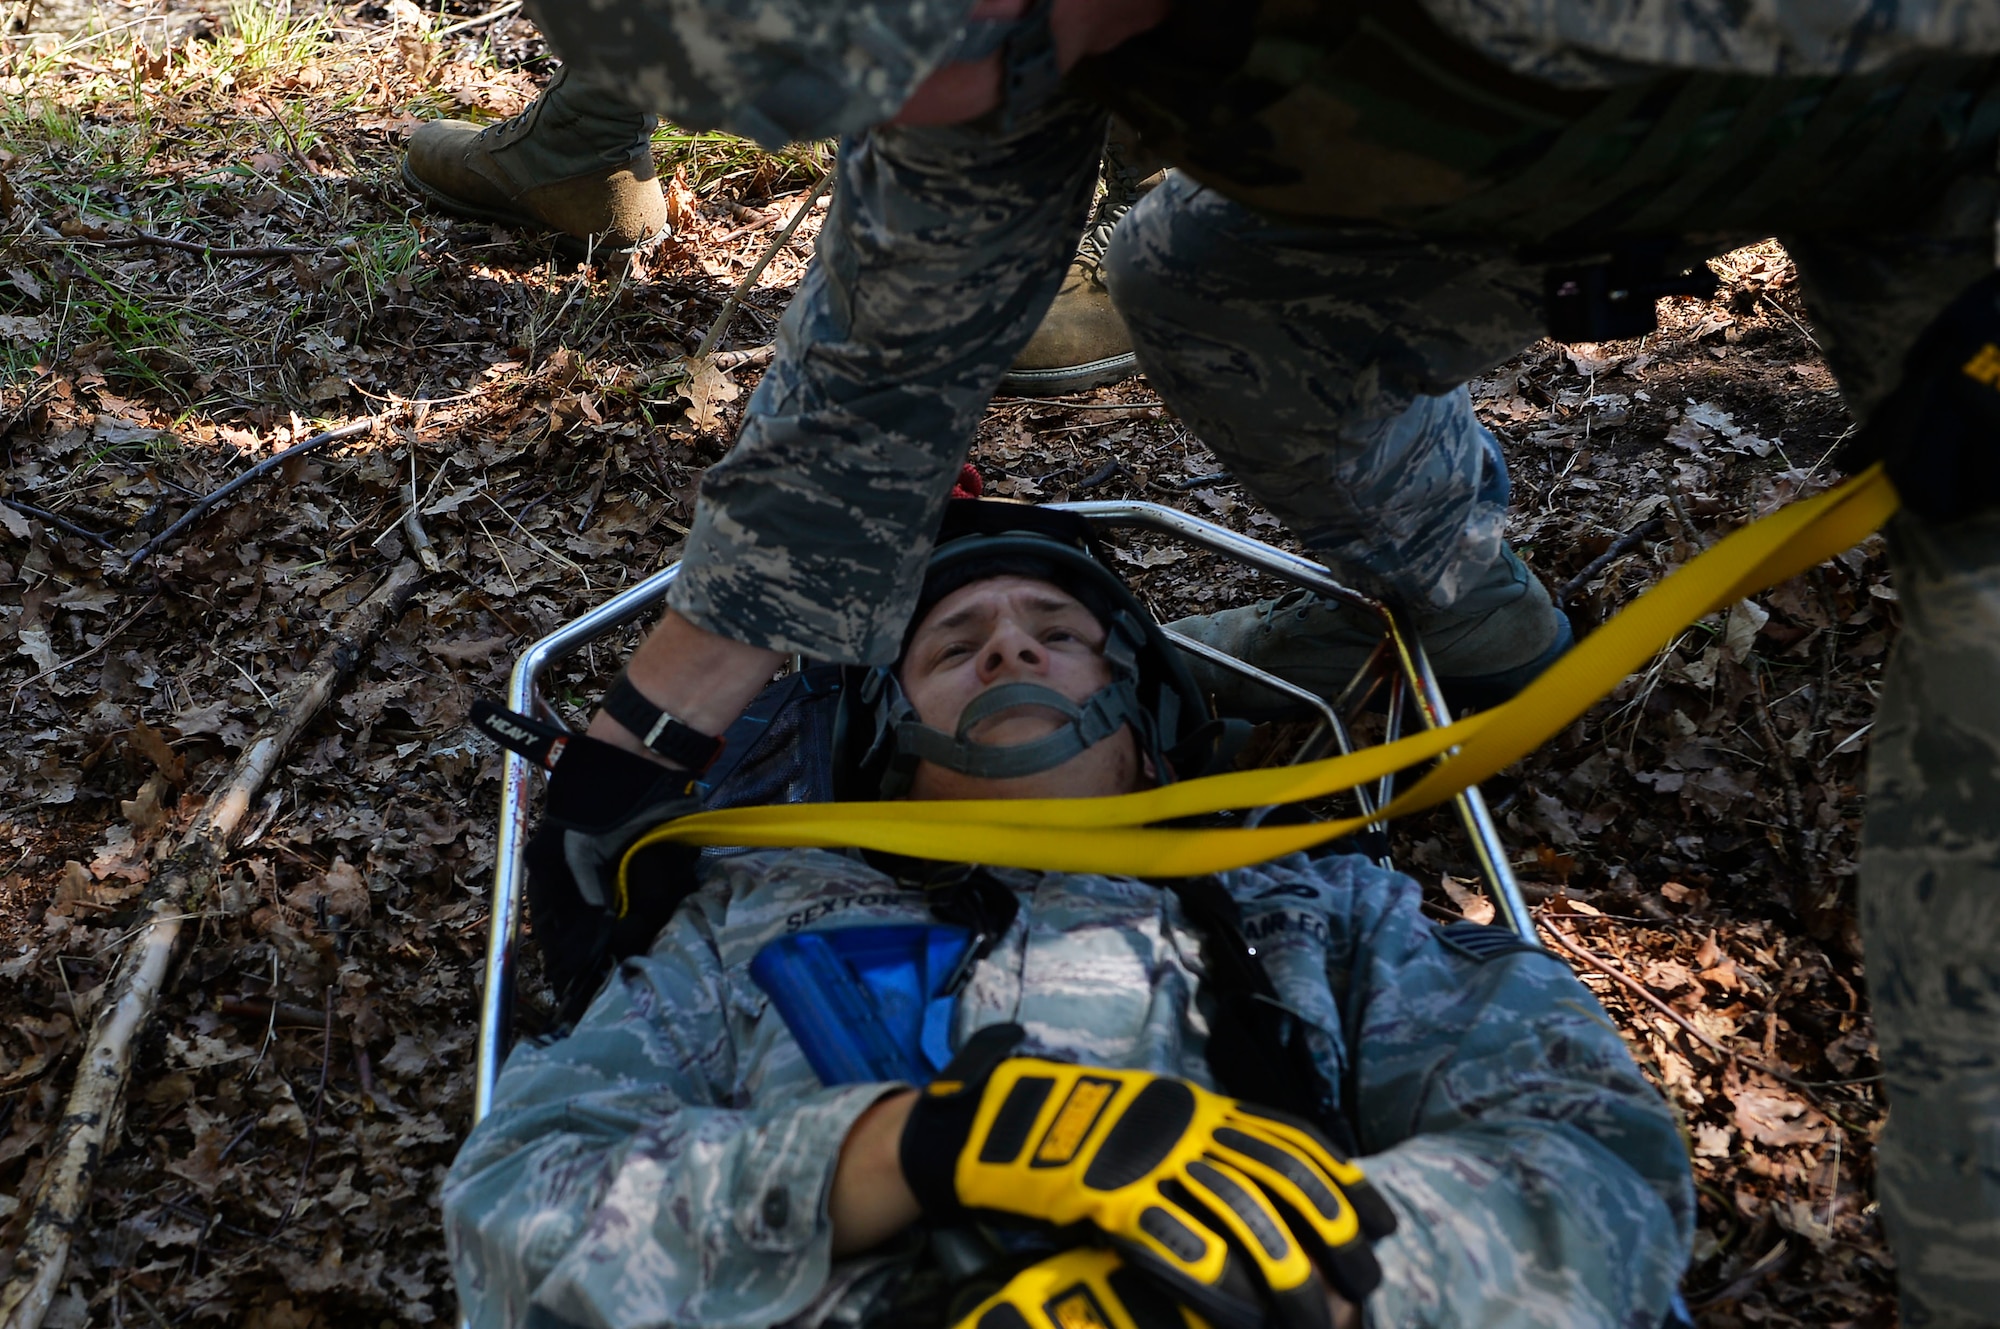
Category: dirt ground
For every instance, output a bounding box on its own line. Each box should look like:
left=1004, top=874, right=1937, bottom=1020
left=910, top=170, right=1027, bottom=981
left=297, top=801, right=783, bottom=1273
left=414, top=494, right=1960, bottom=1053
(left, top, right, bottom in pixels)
left=0, top=4, right=1899, bottom=1326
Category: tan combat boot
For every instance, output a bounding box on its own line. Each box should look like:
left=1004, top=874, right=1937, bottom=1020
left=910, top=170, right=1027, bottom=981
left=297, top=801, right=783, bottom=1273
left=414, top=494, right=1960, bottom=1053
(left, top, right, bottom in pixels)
left=401, top=66, right=668, bottom=254
left=1003, top=121, right=1166, bottom=397
left=1000, top=171, right=1162, bottom=397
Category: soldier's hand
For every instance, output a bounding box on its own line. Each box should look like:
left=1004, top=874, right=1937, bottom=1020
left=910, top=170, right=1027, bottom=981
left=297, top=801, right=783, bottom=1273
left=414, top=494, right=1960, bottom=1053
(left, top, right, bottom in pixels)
left=900, top=1026, right=1397, bottom=1329
left=952, top=1249, right=1208, bottom=1329
left=473, top=701, right=702, bottom=1019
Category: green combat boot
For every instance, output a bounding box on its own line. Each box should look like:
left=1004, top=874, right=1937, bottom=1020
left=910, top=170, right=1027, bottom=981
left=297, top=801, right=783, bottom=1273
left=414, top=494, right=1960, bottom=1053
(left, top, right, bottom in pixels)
left=1166, top=546, right=1575, bottom=718
left=401, top=66, right=668, bottom=254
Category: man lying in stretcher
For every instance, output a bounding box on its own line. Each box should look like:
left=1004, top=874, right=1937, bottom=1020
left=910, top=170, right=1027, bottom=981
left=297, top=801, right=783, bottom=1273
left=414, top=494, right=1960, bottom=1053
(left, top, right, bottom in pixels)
left=448, top=500, right=1694, bottom=1329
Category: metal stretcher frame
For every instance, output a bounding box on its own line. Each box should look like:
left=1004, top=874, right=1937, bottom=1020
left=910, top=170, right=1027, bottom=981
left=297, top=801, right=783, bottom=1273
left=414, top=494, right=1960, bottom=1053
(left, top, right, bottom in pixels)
left=474, top=501, right=1533, bottom=1122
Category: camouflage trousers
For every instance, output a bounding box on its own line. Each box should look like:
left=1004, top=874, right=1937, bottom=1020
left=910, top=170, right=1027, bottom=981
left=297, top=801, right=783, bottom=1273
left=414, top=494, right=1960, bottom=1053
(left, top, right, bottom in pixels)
left=670, top=100, right=1534, bottom=654
left=1792, top=186, right=2000, bottom=1329
left=1863, top=512, right=2000, bottom=1328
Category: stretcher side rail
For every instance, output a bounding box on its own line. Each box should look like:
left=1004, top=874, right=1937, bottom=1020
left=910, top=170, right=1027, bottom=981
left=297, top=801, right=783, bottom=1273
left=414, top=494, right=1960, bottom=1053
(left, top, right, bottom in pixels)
left=477, top=503, right=1532, bottom=1126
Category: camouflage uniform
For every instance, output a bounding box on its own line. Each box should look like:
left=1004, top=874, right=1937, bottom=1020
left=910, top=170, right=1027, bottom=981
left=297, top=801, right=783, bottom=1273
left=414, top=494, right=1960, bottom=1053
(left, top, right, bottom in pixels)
left=1858, top=513, right=2000, bottom=1328
left=523, top=0, right=2000, bottom=1318
left=445, top=849, right=1693, bottom=1328
left=669, top=95, right=1530, bottom=658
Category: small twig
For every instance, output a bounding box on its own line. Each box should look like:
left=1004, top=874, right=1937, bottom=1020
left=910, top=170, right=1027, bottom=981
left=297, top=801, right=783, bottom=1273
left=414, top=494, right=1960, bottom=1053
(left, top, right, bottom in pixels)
left=119, top=417, right=378, bottom=572
left=433, top=0, right=522, bottom=38
left=1077, top=459, right=1125, bottom=489
left=1759, top=289, right=1820, bottom=350
left=121, top=1284, right=172, bottom=1329
left=1555, top=518, right=1665, bottom=604
left=242, top=953, right=280, bottom=1083
left=1537, top=917, right=1833, bottom=1102
left=0, top=499, right=117, bottom=549
left=1685, top=1239, right=1795, bottom=1310
left=280, top=987, right=335, bottom=1231
left=400, top=479, right=442, bottom=574
left=1164, top=470, right=1232, bottom=490
left=1663, top=482, right=1707, bottom=552
left=693, top=168, right=833, bottom=361
left=58, top=232, right=334, bottom=259
left=709, top=344, right=774, bottom=373
left=8, top=593, right=161, bottom=707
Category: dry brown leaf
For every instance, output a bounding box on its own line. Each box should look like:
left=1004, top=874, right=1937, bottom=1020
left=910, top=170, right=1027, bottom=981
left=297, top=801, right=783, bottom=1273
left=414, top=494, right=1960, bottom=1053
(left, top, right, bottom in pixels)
left=128, top=719, right=187, bottom=783
left=1438, top=874, right=1496, bottom=925
left=678, top=355, right=742, bottom=433
left=1733, top=1082, right=1829, bottom=1148
left=121, top=770, right=171, bottom=834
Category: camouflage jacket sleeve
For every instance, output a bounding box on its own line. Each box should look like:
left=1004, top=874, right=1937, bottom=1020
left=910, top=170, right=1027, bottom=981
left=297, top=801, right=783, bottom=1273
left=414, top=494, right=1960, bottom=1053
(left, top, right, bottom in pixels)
left=1227, top=856, right=1695, bottom=1328
left=442, top=882, right=896, bottom=1329
left=666, top=99, right=1106, bottom=664
left=1416, top=0, right=2000, bottom=85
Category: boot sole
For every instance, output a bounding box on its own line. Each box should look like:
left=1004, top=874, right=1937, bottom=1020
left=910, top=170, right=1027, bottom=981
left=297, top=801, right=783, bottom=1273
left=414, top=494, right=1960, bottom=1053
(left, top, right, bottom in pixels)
left=399, top=158, right=667, bottom=259
left=999, top=353, right=1140, bottom=397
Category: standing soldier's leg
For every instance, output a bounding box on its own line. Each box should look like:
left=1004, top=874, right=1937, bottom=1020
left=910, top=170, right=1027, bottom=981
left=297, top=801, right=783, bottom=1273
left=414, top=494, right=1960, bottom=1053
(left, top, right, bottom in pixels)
left=1101, top=174, right=1565, bottom=709
left=1788, top=184, right=2000, bottom=1326
left=1858, top=515, right=2000, bottom=1327
left=671, top=99, right=1108, bottom=663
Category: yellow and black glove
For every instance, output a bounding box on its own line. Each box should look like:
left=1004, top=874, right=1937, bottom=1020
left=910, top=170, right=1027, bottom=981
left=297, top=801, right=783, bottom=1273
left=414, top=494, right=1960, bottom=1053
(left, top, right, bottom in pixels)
left=901, top=1025, right=1397, bottom=1329
left=954, top=1249, right=1207, bottom=1329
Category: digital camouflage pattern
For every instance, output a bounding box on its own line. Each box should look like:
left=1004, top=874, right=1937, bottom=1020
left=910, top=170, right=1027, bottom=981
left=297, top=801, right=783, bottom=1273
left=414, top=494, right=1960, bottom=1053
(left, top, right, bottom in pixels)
left=1104, top=173, right=1528, bottom=609
left=668, top=98, right=1106, bottom=663
left=1415, top=0, right=2000, bottom=85
left=521, top=1, right=2000, bottom=1318
left=1860, top=510, right=2000, bottom=1329
left=667, top=96, right=1534, bottom=657
left=521, top=0, right=976, bottom=147
left=445, top=849, right=1693, bottom=1329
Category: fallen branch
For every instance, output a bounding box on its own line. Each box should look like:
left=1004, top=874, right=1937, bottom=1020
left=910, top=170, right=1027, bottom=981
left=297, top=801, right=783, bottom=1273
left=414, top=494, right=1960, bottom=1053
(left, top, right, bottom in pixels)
left=58, top=232, right=336, bottom=259
left=692, top=168, right=833, bottom=361
left=0, top=561, right=422, bottom=1329
left=709, top=344, right=775, bottom=374
left=120, top=417, right=379, bottom=572
left=1555, top=518, right=1664, bottom=605
left=433, top=0, right=522, bottom=38
left=0, top=499, right=118, bottom=550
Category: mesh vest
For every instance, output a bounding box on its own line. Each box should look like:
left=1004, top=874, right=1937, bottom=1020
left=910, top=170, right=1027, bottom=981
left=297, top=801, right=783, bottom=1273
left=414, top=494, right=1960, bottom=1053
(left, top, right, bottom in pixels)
left=1072, top=0, right=2000, bottom=248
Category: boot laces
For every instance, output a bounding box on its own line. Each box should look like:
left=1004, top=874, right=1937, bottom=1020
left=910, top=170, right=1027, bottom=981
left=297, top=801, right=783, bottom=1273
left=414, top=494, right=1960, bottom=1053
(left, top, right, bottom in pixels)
left=1073, top=173, right=1148, bottom=278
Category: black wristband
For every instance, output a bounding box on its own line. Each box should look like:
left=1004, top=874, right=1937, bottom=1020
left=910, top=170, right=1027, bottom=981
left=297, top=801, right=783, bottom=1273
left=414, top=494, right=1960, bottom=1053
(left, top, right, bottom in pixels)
left=602, top=674, right=724, bottom=772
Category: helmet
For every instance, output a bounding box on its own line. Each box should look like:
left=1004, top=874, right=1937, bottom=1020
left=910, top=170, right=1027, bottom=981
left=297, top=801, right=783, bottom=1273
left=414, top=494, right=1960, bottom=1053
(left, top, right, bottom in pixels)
left=523, top=0, right=1061, bottom=148
left=835, top=499, right=1227, bottom=799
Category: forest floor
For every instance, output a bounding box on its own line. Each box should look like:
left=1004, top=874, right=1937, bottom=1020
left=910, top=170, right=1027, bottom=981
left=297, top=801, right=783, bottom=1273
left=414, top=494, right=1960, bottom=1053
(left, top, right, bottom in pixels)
left=0, top=3, right=1898, bottom=1326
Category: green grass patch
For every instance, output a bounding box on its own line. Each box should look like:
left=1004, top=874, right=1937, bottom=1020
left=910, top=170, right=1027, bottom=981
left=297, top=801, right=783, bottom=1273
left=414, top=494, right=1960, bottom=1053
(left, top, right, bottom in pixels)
left=653, top=125, right=832, bottom=194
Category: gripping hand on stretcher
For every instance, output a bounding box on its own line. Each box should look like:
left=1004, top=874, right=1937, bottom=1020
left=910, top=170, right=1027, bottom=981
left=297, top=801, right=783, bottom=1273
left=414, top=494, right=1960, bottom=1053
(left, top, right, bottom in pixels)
left=470, top=701, right=702, bottom=1019
left=900, top=1026, right=1397, bottom=1329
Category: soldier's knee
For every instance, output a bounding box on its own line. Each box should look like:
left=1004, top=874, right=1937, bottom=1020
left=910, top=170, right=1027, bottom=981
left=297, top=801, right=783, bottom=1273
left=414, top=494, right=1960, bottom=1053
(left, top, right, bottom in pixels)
left=1101, top=189, right=1173, bottom=317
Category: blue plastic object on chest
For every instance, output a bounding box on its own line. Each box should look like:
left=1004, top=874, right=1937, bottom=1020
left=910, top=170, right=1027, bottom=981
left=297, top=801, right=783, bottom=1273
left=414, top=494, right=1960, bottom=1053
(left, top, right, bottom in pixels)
left=749, top=924, right=975, bottom=1086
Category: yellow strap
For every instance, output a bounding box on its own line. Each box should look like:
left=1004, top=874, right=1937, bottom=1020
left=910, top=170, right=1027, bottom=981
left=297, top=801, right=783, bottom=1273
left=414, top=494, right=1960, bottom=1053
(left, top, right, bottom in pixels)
left=620, top=467, right=1898, bottom=878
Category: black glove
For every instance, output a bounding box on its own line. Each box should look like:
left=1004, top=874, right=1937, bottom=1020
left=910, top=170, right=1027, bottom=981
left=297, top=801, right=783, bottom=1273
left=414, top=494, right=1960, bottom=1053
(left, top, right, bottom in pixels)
left=472, top=701, right=701, bottom=1020
left=954, top=1249, right=1208, bottom=1329
left=1844, top=270, right=2000, bottom=523
left=901, top=1026, right=1397, bottom=1329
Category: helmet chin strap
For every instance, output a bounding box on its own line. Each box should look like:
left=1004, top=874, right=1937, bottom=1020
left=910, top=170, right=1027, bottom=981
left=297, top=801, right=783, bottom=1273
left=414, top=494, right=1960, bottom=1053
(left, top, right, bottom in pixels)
left=871, top=611, right=1171, bottom=797
left=891, top=678, right=1152, bottom=785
